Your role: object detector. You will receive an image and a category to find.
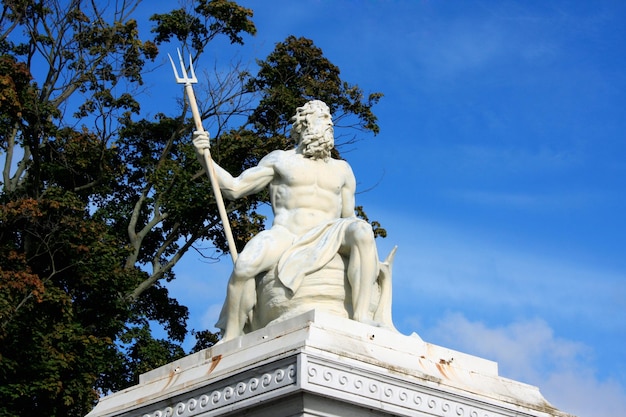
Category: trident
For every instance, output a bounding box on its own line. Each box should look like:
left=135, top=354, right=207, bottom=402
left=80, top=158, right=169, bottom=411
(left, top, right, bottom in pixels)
left=169, top=49, right=238, bottom=264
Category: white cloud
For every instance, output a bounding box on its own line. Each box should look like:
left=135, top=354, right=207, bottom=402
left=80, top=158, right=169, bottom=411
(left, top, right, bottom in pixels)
left=543, top=370, right=626, bottom=417
left=427, top=313, right=587, bottom=382
left=425, top=313, right=626, bottom=417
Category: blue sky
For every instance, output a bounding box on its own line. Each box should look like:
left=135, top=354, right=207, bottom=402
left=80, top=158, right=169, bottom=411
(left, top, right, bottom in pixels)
left=151, top=1, right=626, bottom=416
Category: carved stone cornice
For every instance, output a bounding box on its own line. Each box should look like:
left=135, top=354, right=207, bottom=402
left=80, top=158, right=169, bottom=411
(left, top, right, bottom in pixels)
left=302, top=355, right=543, bottom=417
left=87, top=310, right=574, bottom=417
left=141, top=361, right=297, bottom=417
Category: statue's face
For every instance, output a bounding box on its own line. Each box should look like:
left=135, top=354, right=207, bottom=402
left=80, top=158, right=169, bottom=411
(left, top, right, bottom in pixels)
left=296, top=109, right=334, bottom=161
left=303, top=110, right=334, bottom=147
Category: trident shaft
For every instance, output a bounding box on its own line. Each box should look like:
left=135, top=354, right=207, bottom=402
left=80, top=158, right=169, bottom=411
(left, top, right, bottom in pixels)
left=169, top=49, right=238, bottom=264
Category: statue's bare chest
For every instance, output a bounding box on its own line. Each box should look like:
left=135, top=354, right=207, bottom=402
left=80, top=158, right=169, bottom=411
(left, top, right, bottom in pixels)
left=273, top=155, right=344, bottom=194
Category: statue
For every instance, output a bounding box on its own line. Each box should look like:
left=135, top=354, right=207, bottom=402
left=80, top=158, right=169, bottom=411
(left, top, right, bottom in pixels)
left=193, top=100, right=397, bottom=341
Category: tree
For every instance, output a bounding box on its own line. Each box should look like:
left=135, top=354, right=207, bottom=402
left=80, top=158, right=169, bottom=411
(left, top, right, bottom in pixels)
left=248, top=35, right=382, bottom=140
left=0, top=1, right=256, bottom=415
left=0, top=1, right=382, bottom=415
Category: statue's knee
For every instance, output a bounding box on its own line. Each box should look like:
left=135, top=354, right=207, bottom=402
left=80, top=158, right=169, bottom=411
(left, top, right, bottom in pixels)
left=348, top=221, right=375, bottom=244
left=233, top=254, right=261, bottom=279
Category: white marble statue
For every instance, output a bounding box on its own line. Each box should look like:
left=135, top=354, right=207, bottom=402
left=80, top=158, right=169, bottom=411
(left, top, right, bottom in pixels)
left=193, top=100, right=396, bottom=341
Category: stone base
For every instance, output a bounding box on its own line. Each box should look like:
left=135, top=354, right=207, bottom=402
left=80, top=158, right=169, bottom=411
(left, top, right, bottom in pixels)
left=86, top=310, right=575, bottom=417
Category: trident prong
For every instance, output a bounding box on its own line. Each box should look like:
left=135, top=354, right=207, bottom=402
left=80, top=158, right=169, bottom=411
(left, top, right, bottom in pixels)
left=168, top=48, right=197, bottom=85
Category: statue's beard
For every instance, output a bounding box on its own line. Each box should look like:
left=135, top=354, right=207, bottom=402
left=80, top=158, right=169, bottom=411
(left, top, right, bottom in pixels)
left=299, top=127, right=334, bottom=161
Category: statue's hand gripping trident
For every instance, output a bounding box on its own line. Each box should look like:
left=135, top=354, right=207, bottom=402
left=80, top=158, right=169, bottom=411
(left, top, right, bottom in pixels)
left=169, top=49, right=238, bottom=264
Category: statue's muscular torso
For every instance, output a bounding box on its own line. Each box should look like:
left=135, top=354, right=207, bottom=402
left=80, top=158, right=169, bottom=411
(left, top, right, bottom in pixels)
left=265, top=149, right=356, bottom=237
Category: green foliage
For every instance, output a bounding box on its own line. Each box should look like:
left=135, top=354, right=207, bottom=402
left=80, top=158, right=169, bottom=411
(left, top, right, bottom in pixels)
left=118, top=322, right=186, bottom=378
left=248, top=35, right=383, bottom=139
left=151, top=0, right=256, bottom=52
left=0, top=188, right=142, bottom=415
left=191, top=329, right=220, bottom=352
left=0, top=1, right=255, bottom=415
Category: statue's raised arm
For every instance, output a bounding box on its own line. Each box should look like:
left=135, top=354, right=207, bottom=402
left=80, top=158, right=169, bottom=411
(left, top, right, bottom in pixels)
left=193, top=132, right=278, bottom=200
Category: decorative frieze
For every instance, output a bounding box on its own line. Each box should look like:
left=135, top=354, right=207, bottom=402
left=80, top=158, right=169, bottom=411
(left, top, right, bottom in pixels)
left=141, top=362, right=296, bottom=417
left=305, top=358, right=516, bottom=417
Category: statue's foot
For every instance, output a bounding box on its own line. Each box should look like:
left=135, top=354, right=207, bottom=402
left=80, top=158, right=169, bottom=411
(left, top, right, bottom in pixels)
left=214, top=328, right=244, bottom=344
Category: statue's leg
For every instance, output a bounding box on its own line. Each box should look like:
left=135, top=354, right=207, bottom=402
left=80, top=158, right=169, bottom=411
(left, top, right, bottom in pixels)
left=341, top=220, right=379, bottom=323
left=217, top=227, right=294, bottom=341
left=216, top=271, right=253, bottom=342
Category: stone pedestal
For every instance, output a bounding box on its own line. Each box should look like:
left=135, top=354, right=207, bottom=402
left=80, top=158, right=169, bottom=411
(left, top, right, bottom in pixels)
left=87, top=310, right=574, bottom=417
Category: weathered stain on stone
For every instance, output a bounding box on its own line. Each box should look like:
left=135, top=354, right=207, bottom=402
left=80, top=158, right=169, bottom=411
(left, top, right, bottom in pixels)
left=208, top=354, right=222, bottom=374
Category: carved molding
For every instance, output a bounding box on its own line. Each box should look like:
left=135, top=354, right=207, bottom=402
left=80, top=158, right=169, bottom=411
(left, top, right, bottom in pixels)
left=141, top=363, right=296, bottom=417
left=305, top=360, right=508, bottom=417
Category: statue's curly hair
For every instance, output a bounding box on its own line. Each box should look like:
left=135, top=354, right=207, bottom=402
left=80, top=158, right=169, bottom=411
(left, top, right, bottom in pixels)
left=289, top=100, right=331, bottom=142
